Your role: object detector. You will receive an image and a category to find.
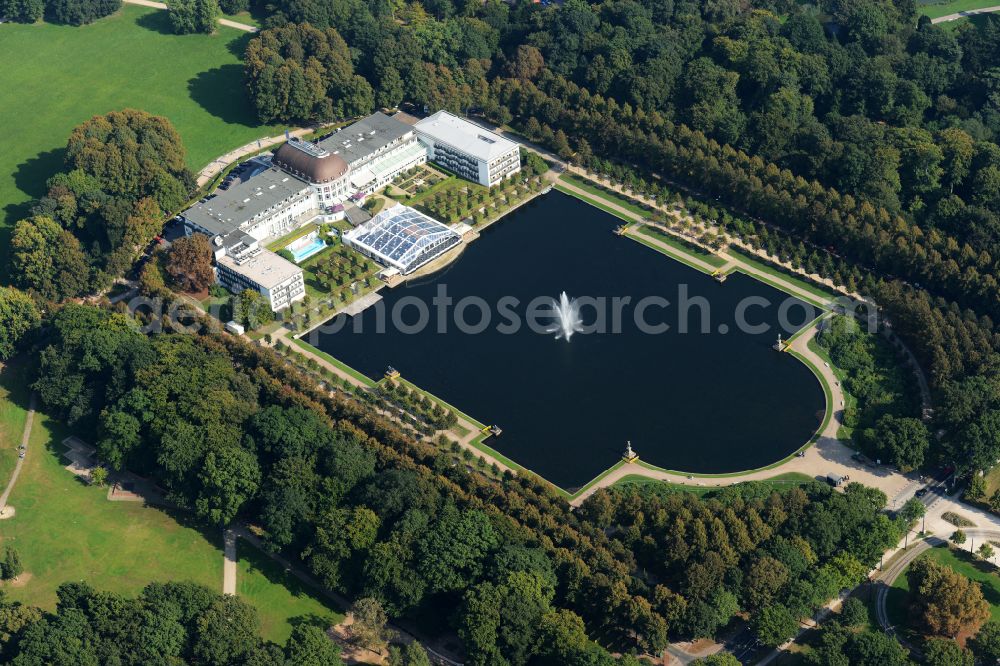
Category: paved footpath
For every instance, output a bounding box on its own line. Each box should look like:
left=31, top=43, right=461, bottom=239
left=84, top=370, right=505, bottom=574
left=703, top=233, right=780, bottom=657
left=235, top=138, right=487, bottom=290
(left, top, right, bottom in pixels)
left=0, top=393, right=36, bottom=518
left=931, top=5, right=1000, bottom=22
left=122, top=0, right=258, bottom=31
left=194, top=127, right=314, bottom=187
left=223, top=527, right=237, bottom=595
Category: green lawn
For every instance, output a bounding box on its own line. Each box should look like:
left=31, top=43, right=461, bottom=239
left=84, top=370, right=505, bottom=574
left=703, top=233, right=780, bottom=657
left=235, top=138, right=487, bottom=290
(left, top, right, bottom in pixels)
left=918, top=0, right=1000, bottom=19
left=559, top=173, right=652, bottom=217
left=0, top=363, right=30, bottom=490
left=0, top=411, right=223, bottom=610
left=554, top=183, right=632, bottom=223
left=634, top=225, right=727, bottom=268
left=0, top=6, right=282, bottom=279
left=237, top=538, right=344, bottom=644
left=808, top=337, right=857, bottom=441
left=289, top=338, right=378, bottom=387
left=887, top=543, right=1000, bottom=632
left=730, top=249, right=838, bottom=306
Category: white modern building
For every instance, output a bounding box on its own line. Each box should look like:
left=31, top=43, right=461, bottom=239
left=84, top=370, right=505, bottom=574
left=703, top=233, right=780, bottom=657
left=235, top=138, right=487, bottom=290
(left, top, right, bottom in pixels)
left=414, top=111, right=521, bottom=186
left=344, top=203, right=462, bottom=275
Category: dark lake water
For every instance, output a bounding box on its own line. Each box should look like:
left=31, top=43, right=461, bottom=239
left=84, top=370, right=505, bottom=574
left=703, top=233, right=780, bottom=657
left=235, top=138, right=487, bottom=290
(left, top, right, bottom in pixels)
left=312, top=192, right=826, bottom=489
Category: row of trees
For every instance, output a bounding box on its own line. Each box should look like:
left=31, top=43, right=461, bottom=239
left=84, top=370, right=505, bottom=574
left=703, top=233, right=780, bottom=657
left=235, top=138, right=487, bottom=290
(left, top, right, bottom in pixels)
left=0, top=0, right=118, bottom=24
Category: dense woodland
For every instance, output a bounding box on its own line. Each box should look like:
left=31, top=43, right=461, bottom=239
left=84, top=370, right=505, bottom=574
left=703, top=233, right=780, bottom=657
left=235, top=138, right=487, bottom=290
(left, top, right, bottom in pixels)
left=24, top=304, right=908, bottom=661
left=0, top=582, right=344, bottom=665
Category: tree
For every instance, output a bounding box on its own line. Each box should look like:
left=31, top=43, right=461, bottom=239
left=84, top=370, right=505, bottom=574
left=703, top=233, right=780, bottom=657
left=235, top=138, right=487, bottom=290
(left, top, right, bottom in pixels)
left=64, top=109, right=191, bottom=214
left=952, top=529, right=967, bottom=545
left=285, top=624, right=343, bottom=666
left=0, top=0, right=44, bottom=22
left=244, top=24, right=369, bottom=123
left=690, top=654, right=740, bottom=666
left=195, top=445, right=262, bottom=525
left=193, top=595, right=262, bottom=664
left=389, top=642, right=432, bottom=666
left=90, top=466, right=109, bottom=487
left=167, top=0, right=219, bottom=34
left=11, top=216, right=91, bottom=301
left=349, top=597, right=389, bottom=654
left=873, top=415, right=930, bottom=472
left=979, top=543, right=995, bottom=561
left=234, top=289, right=273, bottom=331
left=908, top=558, right=991, bottom=637
left=138, top=257, right=168, bottom=297
left=839, top=597, right=868, bottom=628
left=217, top=0, right=245, bottom=13
left=506, top=45, right=544, bottom=81
left=753, top=604, right=799, bottom=647
left=923, top=637, right=974, bottom=666
left=967, top=474, right=987, bottom=501
left=971, top=619, right=1000, bottom=663
left=45, top=0, right=120, bottom=25
left=0, top=286, right=40, bottom=360
left=898, top=498, right=926, bottom=526
left=165, top=234, right=215, bottom=293
left=1, top=547, right=23, bottom=581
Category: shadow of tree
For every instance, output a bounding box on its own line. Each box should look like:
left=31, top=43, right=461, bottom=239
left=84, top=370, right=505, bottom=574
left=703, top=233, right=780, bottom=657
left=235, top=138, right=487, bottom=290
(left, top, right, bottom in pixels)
left=12, top=147, right=64, bottom=201
left=2, top=147, right=66, bottom=283
left=225, top=31, right=253, bottom=59
left=187, top=65, right=261, bottom=126
left=135, top=8, right=175, bottom=35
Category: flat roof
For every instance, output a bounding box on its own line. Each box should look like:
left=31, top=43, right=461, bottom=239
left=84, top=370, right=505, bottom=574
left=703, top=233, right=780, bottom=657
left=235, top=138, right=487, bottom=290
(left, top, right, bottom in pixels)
left=183, top=167, right=309, bottom=238
left=217, top=248, right=302, bottom=289
left=316, top=112, right=414, bottom=167
left=415, top=111, right=518, bottom=162
left=345, top=204, right=460, bottom=274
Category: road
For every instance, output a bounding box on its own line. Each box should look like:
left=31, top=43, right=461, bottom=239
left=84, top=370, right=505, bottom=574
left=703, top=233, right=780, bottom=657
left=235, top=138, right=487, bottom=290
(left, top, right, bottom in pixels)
left=0, top=393, right=36, bottom=518
left=931, top=4, right=1000, bottom=22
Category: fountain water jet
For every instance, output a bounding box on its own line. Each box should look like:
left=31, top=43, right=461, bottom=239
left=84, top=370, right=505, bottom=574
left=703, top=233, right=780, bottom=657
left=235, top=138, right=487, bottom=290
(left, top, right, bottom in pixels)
left=547, top=291, right=585, bottom=342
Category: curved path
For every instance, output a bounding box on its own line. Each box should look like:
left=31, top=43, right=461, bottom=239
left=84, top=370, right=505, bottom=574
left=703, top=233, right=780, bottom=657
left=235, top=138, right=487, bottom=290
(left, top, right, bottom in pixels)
left=874, top=537, right=942, bottom=635
left=931, top=5, right=1000, bottom=22
left=0, top=393, right=36, bottom=518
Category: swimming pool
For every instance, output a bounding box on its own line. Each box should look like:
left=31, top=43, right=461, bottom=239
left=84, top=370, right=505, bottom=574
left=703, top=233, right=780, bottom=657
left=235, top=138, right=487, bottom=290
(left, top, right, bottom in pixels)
left=288, top=235, right=327, bottom=263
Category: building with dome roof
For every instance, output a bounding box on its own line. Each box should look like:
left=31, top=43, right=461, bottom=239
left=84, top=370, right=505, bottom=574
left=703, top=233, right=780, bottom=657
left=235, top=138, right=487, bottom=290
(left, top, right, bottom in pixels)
left=176, top=110, right=518, bottom=312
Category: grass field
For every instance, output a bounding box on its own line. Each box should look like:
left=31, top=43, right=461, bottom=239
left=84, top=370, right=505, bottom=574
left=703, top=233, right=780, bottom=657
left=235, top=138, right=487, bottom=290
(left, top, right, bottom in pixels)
left=887, top=543, right=1000, bottom=632
left=0, top=411, right=223, bottom=609
left=918, top=0, right=1000, bottom=19
left=237, top=539, right=344, bottom=644
left=0, top=364, right=30, bottom=490
left=0, top=6, right=282, bottom=278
